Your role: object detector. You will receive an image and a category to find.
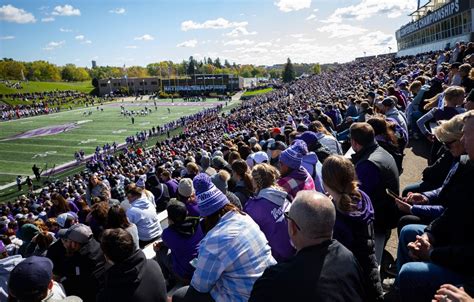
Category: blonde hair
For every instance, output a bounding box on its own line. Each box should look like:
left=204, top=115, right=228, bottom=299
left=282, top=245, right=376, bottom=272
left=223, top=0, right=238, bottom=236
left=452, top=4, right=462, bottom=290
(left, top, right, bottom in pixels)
left=424, top=93, right=442, bottom=111
left=444, top=86, right=465, bottom=103
left=434, top=113, right=465, bottom=143
left=322, top=155, right=360, bottom=213
left=251, top=163, right=280, bottom=191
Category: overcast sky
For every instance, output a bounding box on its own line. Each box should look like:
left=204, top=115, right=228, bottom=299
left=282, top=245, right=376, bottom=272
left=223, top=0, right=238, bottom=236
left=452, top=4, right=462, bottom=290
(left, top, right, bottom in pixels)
left=0, top=0, right=419, bottom=67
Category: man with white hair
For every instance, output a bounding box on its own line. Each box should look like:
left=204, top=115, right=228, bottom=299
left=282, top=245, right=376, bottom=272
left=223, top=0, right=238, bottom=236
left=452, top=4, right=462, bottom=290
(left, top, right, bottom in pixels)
left=249, top=190, right=367, bottom=302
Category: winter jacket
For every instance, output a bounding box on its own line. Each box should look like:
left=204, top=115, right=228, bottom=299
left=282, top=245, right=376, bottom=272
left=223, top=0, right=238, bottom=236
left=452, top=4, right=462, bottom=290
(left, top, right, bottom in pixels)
left=0, top=255, right=23, bottom=300
left=127, top=196, right=163, bottom=241
left=425, top=158, right=474, bottom=275
left=301, top=152, right=324, bottom=193
left=245, top=187, right=296, bottom=262
left=277, top=167, right=315, bottom=200
left=162, top=217, right=204, bottom=280
left=97, top=250, right=167, bottom=302
left=351, top=142, right=400, bottom=233
left=333, top=190, right=383, bottom=301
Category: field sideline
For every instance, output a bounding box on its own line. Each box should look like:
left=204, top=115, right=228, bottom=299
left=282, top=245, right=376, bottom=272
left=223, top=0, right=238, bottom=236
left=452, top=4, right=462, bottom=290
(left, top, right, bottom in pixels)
left=0, top=97, right=222, bottom=186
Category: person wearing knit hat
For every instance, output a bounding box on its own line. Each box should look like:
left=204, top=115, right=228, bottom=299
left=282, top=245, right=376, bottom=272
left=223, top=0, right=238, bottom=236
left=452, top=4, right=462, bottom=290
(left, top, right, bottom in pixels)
left=177, top=178, right=200, bottom=217
left=193, top=173, right=229, bottom=217
left=172, top=173, right=275, bottom=302
left=277, top=140, right=316, bottom=199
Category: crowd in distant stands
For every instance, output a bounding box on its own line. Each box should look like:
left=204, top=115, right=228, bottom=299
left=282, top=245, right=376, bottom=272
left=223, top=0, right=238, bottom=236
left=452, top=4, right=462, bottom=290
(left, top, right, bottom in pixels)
left=0, top=91, right=112, bottom=121
left=1, top=41, right=474, bottom=302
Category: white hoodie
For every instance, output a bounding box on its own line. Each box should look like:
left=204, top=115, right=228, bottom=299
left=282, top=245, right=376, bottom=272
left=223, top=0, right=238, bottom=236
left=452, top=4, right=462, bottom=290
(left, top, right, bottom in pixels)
left=126, top=196, right=163, bottom=241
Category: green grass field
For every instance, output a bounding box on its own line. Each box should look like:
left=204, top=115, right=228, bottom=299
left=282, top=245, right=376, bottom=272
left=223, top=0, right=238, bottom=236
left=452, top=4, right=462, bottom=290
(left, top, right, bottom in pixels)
left=0, top=81, right=94, bottom=95
left=242, top=87, right=274, bottom=97
left=0, top=99, right=220, bottom=186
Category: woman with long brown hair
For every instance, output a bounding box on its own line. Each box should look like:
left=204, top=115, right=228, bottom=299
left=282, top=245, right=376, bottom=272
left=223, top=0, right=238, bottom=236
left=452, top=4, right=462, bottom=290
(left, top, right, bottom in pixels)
left=322, top=155, right=383, bottom=301
left=230, top=159, right=254, bottom=207
left=48, top=193, right=70, bottom=218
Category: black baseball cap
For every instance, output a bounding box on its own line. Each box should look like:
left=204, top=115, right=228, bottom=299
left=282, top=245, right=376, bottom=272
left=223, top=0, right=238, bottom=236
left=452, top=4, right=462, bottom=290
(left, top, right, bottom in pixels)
left=9, top=256, right=53, bottom=298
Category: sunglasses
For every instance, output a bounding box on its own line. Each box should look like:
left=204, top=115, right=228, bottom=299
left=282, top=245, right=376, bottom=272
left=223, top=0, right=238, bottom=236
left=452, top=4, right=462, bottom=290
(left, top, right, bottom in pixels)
left=284, top=211, right=301, bottom=231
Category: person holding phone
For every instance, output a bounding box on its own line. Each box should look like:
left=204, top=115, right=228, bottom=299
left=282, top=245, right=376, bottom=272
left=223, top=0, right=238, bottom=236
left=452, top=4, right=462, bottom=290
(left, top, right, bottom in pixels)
left=393, top=114, right=467, bottom=236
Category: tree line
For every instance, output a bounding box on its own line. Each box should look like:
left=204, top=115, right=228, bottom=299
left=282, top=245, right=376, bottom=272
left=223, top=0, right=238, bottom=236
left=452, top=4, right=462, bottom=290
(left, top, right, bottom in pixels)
left=0, top=57, right=323, bottom=82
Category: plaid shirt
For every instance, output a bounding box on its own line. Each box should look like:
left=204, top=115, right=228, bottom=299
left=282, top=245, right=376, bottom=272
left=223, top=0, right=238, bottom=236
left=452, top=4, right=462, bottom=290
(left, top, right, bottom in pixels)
left=191, top=211, right=276, bottom=302
left=277, top=167, right=316, bottom=199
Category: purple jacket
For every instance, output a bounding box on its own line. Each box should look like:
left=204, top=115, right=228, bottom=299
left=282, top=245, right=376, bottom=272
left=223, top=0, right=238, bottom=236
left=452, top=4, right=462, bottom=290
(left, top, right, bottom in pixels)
left=162, top=217, right=204, bottom=280
left=165, top=179, right=179, bottom=198
left=244, top=187, right=296, bottom=262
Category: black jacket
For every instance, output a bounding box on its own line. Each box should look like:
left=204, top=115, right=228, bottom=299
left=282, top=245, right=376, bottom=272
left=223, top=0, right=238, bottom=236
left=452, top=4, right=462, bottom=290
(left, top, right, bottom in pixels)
left=249, top=240, right=367, bottom=302
left=425, top=158, right=474, bottom=275
left=351, top=142, right=400, bottom=232
left=61, top=238, right=106, bottom=302
left=97, top=250, right=167, bottom=302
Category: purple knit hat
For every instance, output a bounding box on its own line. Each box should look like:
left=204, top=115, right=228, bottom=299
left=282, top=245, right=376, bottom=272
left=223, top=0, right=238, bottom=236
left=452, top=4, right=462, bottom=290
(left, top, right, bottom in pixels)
left=279, top=139, right=308, bottom=170
left=193, top=173, right=229, bottom=216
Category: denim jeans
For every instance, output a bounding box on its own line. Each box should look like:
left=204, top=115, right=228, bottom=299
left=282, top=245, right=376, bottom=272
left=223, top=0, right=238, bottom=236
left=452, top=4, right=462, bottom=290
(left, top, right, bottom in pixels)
left=396, top=224, right=466, bottom=302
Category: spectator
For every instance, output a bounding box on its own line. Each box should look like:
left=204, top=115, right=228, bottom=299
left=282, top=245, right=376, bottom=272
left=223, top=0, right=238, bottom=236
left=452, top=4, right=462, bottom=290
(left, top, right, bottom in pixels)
left=125, top=184, right=163, bottom=248
left=230, top=159, right=254, bottom=207
left=244, top=163, right=295, bottom=262
left=86, top=174, right=111, bottom=205
left=172, top=173, right=275, bottom=302
left=277, top=140, right=316, bottom=199
left=322, top=155, right=383, bottom=301
left=379, top=97, right=408, bottom=135
left=349, top=122, right=400, bottom=263
left=8, top=256, right=81, bottom=302
left=106, top=204, right=139, bottom=250
left=395, top=111, right=474, bottom=302
left=56, top=224, right=105, bottom=301
left=97, top=228, right=167, bottom=302
left=156, top=200, right=204, bottom=285
left=177, top=178, right=200, bottom=217
left=249, top=191, right=368, bottom=301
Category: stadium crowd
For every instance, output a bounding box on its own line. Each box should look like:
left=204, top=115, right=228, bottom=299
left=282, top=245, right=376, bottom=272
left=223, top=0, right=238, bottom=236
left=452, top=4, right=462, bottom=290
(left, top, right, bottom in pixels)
left=0, top=91, right=110, bottom=120
left=1, top=42, right=474, bottom=302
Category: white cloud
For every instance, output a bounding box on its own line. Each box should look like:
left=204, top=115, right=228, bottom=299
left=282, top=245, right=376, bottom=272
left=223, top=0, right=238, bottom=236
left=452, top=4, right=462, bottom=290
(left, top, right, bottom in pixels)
left=256, top=42, right=272, bottom=47
left=125, top=45, right=138, bottom=49
left=306, top=14, right=317, bottom=21
left=317, top=23, right=367, bottom=38
left=181, top=18, right=248, bottom=31
left=134, top=34, right=154, bottom=41
left=0, top=4, right=36, bottom=23
left=224, top=39, right=253, bottom=46
left=275, top=0, right=311, bottom=12
left=224, top=26, right=257, bottom=37
left=324, top=0, right=416, bottom=23
left=109, top=8, right=125, bottom=14
left=43, top=40, right=65, bottom=51
left=82, top=40, right=92, bottom=44
left=290, top=34, right=304, bottom=38
left=358, top=31, right=396, bottom=54
left=41, top=17, right=54, bottom=22
left=52, top=5, right=80, bottom=16
left=0, top=36, right=14, bottom=40
left=240, top=47, right=268, bottom=54
left=60, top=27, right=72, bottom=32
left=177, top=39, right=198, bottom=48
left=313, top=8, right=319, bottom=12
left=298, top=38, right=316, bottom=42
left=75, top=35, right=84, bottom=40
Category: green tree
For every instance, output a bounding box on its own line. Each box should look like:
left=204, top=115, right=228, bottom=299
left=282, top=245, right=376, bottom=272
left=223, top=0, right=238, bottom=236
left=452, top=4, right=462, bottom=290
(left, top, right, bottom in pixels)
left=269, top=69, right=281, bottom=79
left=312, top=63, right=321, bottom=75
left=282, top=58, right=295, bottom=83
left=61, top=64, right=77, bottom=81
left=187, top=56, right=196, bottom=75
left=214, top=57, right=222, bottom=69
left=0, top=60, right=25, bottom=80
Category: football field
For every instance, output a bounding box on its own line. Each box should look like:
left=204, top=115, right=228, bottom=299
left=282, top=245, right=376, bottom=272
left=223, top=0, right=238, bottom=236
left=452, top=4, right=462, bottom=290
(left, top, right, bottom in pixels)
left=0, top=98, right=221, bottom=186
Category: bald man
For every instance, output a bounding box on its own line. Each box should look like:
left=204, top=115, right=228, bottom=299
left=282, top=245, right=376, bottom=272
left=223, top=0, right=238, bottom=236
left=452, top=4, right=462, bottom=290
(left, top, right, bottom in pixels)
left=249, top=190, right=367, bottom=302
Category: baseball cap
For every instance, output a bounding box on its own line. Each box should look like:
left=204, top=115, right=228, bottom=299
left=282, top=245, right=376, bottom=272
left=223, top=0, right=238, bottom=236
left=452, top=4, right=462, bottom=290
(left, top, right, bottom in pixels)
left=9, top=256, right=53, bottom=298
left=268, top=141, right=287, bottom=151
left=57, top=223, right=92, bottom=244
left=250, top=151, right=269, bottom=164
